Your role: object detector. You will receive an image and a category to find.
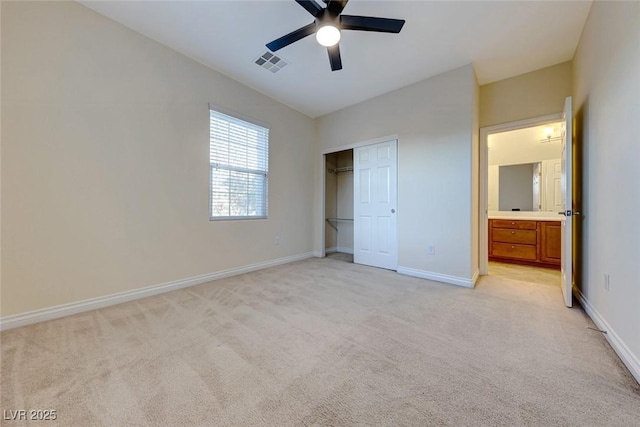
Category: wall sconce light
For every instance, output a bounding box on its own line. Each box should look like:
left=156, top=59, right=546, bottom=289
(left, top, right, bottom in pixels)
left=540, top=127, right=562, bottom=143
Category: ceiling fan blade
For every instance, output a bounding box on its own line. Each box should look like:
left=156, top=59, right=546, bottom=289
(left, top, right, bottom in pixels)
left=340, top=15, right=405, bottom=33
left=327, top=44, right=342, bottom=71
left=325, top=0, right=349, bottom=15
left=266, top=23, right=317, bottom=52
left=295, top=0, right=323, bottom=17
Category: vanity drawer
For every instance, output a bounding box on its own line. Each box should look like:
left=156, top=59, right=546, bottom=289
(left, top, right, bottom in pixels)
left=491, top=242, right=537, bottom=261
left=492, top=228, right=537, bottom=244
left=491, top=220, right=537, bottom=230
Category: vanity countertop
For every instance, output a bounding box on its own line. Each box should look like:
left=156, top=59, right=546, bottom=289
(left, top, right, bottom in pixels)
left=488, top=211, right=561, bottom=221
left=489, top=216, right=561, bottom=221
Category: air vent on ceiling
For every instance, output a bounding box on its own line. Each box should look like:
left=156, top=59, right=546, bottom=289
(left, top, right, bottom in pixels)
left=254, top=51, right=288, bottom=73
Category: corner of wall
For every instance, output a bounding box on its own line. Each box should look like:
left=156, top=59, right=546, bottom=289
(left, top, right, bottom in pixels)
left=471, top=68, right=480, bottom=276
left=1, top=1, right=317, bottom=318
left=0, top=0, right=3, bottom=319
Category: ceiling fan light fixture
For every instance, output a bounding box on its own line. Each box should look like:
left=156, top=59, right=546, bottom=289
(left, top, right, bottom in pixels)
left=316, top=24, right=341, bottom=47
left=265, top=0, right=406, bottom=71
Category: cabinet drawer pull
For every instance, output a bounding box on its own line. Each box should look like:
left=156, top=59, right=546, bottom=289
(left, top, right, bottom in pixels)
left=511, top=231, right=515, bottom=234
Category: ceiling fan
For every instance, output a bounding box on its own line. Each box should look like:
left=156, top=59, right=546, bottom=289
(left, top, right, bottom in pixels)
left=266, top=0, right=405, bottom=71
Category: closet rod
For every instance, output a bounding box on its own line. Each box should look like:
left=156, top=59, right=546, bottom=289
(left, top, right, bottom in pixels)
left=328, top=166, right=353, bottom=174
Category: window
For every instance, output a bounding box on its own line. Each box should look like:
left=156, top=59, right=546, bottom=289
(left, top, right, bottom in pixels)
left=209, top=107, right=269, bottom=220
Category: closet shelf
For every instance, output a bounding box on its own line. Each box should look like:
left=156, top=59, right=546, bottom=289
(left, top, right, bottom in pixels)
left=326, top=217, right=354, bottom=232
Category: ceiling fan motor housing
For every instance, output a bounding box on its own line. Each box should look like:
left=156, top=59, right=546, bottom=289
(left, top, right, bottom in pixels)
left=316, top=8, right=340, bottom=28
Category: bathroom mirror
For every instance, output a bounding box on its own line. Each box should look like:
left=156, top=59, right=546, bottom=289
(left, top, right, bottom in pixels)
left=498, top=163, right=538, bottom=211
left=489, top=160, right=562, bottom=213
left=488, top=122, right=564, bottom=213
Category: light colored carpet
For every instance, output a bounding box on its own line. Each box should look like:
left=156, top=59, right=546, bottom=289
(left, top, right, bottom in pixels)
left=488, top=261, right=562, bottom=288
left=1, top=256, right=639, bottom=426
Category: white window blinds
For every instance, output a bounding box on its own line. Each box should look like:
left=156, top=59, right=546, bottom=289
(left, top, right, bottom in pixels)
left=209, top=108, right=269, bottom=220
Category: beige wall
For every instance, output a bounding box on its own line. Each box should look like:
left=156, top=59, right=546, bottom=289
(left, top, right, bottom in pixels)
left=480, top=61, right=573, bottom=127
left=1, top=1, right=315, bottom=317
left=572, top=1, right=640, bottom=376
left=316, top=65, right=478, bottom=282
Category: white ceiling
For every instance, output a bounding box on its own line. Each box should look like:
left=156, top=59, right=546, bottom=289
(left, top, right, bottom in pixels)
left=78, top=1, right=592, bottom=118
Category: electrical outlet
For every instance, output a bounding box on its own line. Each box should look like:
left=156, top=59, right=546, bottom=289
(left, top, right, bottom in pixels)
left=604, top=273, right=610, bottom=292
left=428, top=245, right=436, bottom=255
left=274, top=235, right=280, bottom=246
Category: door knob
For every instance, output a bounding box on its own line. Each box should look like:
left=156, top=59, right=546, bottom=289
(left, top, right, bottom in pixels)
left=391, top=209, right=396, bottom=213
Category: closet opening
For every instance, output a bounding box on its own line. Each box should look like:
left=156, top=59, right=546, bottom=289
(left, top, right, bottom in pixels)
left=324, top=149, right=354, bottom=262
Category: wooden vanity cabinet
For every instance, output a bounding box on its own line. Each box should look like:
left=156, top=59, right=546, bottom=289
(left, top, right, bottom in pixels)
left=539, top=221, right=561, bottom=264
left=489, top=219, right=561, bottom=269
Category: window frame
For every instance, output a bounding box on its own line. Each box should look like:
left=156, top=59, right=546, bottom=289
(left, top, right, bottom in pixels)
left=208, top=105, right=270, bottom=221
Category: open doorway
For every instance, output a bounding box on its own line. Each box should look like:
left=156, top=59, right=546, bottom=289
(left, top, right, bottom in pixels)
left=480, top=114, right=564, bottom=287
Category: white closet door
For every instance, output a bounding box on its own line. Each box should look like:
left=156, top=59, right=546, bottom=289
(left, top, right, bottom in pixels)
left=353, top=140, right=398, bottom=270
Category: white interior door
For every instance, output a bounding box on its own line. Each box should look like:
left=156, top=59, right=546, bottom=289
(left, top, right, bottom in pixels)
left=560, top=96, right=573, bottom=307
left=354, top=140, right=398, bottom=270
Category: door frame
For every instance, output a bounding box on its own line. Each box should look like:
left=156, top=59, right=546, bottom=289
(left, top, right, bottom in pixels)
left=319, top=134, right=399, bottom=258
left=479, top=114, right=562, bottom=275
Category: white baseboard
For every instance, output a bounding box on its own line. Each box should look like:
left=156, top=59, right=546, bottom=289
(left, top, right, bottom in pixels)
left=575, top=288, right=640, bottom=384
left=471, top=268, right=480, bottom=287
left=325, top=246, right=338, bottom=254
left=0, top=252, right=316, bottom=332
left=397, top=266, right=476, bottom=288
